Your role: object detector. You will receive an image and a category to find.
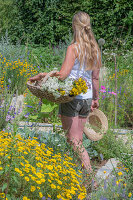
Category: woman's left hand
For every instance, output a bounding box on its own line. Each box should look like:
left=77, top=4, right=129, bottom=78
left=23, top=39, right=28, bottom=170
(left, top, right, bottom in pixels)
left=91, top=99, right=99, bottom=111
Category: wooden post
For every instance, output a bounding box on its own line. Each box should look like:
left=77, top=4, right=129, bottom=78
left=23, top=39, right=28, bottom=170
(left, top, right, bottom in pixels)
left=114, top=56, right=117, bottom=126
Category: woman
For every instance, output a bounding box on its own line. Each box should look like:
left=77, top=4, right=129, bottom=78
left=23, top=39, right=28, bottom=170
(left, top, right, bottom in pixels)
left=29, top=11, right=102, bottom=174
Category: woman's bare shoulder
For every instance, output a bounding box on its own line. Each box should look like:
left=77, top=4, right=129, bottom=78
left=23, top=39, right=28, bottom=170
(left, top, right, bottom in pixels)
left=67, top=43, right=78, bottom=58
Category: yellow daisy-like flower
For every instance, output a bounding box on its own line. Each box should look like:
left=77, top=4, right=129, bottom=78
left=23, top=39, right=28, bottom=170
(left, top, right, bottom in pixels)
left=36, top=180, right=41, bottom=184
left=39, top=192, right=43, bottom=198
left=0, top=193, right=5, bottom=198
left=51, top=184, right=56, bottom=189
left=23, top=197, right=29, bottom=200
left=25, top=176, right=30, bottom=182
left=30, top=186, right=36, bottom=192
left=116, top=181, right=119, bottom=185
left=128, top=193, right=132, bottom=197
left=118, top=172, right=123, bottom=176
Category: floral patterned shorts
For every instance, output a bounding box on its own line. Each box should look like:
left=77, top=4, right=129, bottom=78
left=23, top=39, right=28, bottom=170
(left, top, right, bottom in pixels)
left=59, top=98, right=92, bottom=117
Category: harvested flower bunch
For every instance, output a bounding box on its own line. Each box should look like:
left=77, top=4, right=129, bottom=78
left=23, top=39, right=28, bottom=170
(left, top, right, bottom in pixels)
left=42, top=77, right=88, bottom=99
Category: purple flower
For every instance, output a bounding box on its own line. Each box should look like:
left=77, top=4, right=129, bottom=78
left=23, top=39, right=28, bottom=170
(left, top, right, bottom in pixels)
left=42, top=197, right=46, bottom=200
left=18, top=108, right=23, bottom=114
left=24, top=112, right=30, bottom=118
left=100, top=153, right=104, bottom=161
left=102, top=95, right=106, bottom=100
left=100, top=197, right=108, bottom=200
left=46, top=66, right=49, bottom=68
left=112, top=177, right=116, bottom=186
left=6, top=114, right=11, bottom=122
left=26, top=105, right=33, bottom=108
left=7, top=126, right=10, bottom=130
left=8, top=78, right=11, bottom=83
left=24, top=114, right=29, bottom=118
left=122, top=189, right=126, bottom=198
left=104, top=180, right=107, bottom=190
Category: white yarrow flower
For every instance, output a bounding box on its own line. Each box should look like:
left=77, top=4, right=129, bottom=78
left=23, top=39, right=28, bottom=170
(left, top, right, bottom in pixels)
left=42, top=77, right=73, bottom=98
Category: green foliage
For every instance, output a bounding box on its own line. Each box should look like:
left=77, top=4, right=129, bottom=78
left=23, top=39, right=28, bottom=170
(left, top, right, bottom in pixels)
left=99, top=49, right=133, bottom=128
left=91, top=130, right=133, bottom=199
left=21, top=91, right=61, bottom=125
left=0, top=0, right=132, bottom=49
left=93, top=130, right=132, bottom=159
left=0, top=89, right=14, bottom=131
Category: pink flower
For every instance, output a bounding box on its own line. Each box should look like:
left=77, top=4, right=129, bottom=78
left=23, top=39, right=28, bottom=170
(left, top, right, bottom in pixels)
left=100, top=89, right=106, bottom=93
left=101, top=85, right=106, bottom=90
left=108, top=91, right=117, bottom=95
left=112, top=91, right=117, bottom=95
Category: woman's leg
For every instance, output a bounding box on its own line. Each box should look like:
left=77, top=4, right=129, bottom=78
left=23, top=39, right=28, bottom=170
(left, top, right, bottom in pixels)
left=61, top=115, right=92, bottom=173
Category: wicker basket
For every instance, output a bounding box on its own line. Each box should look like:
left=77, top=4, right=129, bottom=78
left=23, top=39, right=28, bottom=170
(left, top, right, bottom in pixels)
left=27, top=71, right=75, bottom=104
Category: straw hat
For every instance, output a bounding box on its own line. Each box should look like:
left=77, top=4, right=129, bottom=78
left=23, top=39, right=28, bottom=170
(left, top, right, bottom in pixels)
left=83, top=109, right=108, bottom=141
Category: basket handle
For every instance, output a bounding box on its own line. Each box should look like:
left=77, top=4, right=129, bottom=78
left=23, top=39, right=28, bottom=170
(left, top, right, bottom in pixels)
left=42, top=70, right=58, bottom=83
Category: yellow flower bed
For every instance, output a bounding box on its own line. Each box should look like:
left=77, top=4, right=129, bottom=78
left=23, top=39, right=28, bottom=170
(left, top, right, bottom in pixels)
left=0, top=53, right=38, bottom=90
left=0, top=131, right=86, bottom=200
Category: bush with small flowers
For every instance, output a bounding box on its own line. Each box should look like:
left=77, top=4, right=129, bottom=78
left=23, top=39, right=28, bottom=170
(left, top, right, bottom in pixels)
left=0, top=53, right=39, bottom=95
left=0, top=131, right=87, bottom=200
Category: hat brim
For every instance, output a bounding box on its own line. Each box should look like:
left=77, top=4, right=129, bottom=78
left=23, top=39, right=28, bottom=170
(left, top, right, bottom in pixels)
left=84, top=109, right=108, bottom=141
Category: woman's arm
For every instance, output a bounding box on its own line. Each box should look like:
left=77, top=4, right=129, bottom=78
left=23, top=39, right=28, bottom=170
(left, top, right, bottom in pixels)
left=55, top=44, right=76, bottom=80
left=91, top=68, right=100, bottom=111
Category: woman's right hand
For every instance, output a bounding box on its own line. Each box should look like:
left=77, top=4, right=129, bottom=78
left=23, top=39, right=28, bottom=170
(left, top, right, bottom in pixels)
left=29, top=72, right=47, bottom=82
left=29, top=74, right=42, bottom=82
left=91, top=99, right=99, bottom=111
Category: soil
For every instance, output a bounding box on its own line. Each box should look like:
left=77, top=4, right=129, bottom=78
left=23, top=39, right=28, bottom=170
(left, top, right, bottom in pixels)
left=91, top=158, right=108, bottom=170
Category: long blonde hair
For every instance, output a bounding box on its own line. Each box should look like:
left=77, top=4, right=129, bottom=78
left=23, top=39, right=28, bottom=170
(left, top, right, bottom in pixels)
left=72, top=11, right=102, bottom=70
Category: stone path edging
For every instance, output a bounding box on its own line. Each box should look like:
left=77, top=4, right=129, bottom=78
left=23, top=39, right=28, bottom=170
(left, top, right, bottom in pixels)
left=95, top=158, right=119, bottom=182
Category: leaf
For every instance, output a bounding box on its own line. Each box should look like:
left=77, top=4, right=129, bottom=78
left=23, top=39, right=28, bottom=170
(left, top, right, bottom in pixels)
left=2, top=183, right=8, bottom=192
left=6, top=194, right=11, bottom=200
left=41, top=103, right=57, bottom=113
left=5, top=165, right=9, bottom=173
left=12, top=176, right=19, bottom=183
left=29, top=115, right=38, bottom=120
left=0, top=171, right=4, bottom=175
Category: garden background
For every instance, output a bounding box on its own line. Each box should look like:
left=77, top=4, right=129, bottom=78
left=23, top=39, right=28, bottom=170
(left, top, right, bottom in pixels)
left=0, top=0, right=133, bottom=200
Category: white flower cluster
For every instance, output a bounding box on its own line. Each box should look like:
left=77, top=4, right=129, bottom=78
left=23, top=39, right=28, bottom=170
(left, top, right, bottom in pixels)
left=42, top=77, right=73, bottom=99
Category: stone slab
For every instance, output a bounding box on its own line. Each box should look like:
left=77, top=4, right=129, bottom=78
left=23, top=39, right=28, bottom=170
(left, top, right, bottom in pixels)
left=95, top=158, right=119, bottom=182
